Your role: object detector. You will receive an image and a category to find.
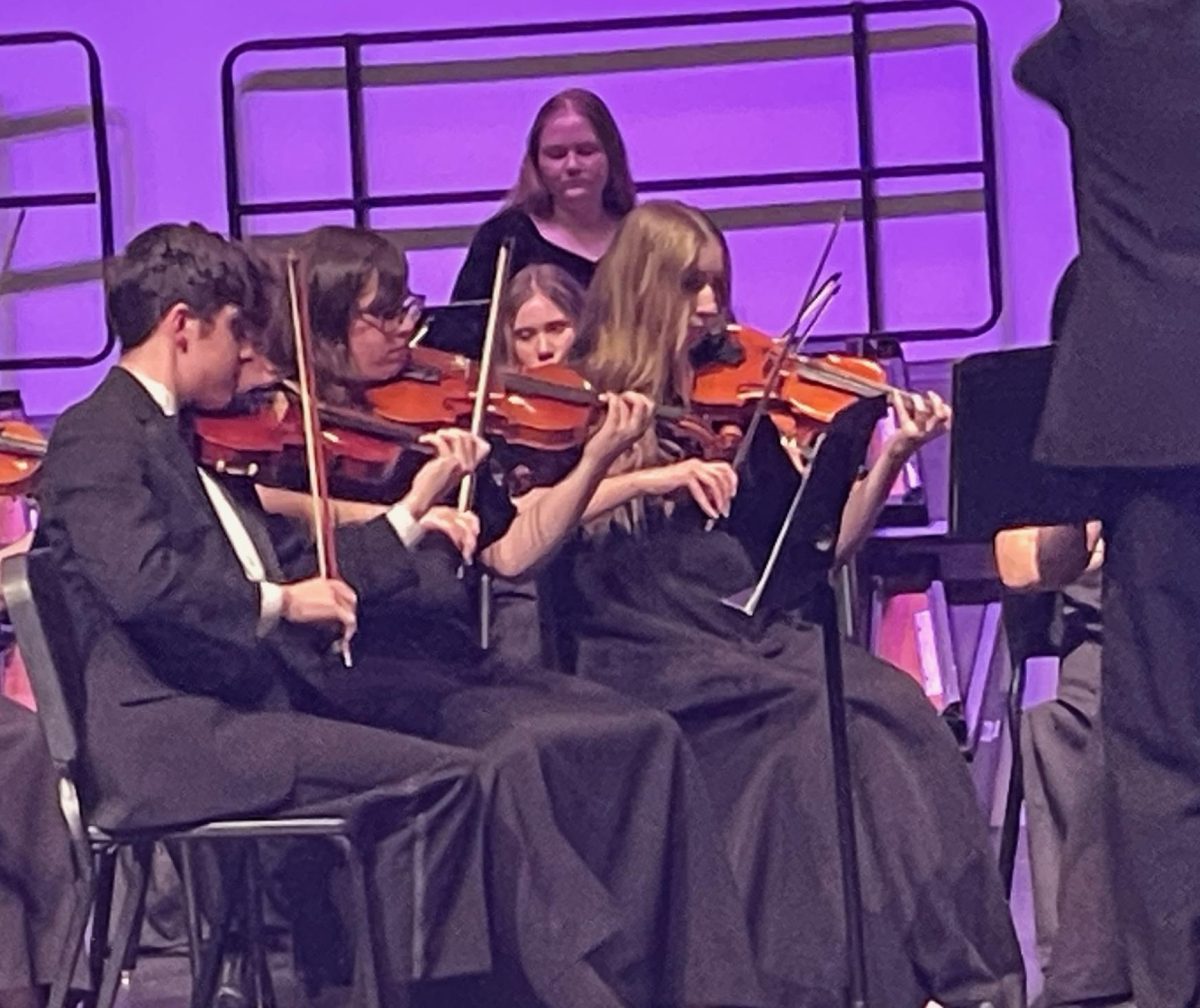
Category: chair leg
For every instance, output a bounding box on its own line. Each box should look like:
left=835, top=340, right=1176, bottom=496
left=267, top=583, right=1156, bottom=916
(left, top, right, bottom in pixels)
left=337, top=837, right=383, bottom=1008
left=95, top=844, right=152, bottom=1008
left=997, top=659, right=1029, bottom=896
left=189, top=843, right=246, bottom=1008
left=87, top=850, right=118, bottom=996
left=244, top=843, right=276, bottom=1008
left=177, top=841, right=205, bottom=982
left=46, top=874, right=98, bottom=1008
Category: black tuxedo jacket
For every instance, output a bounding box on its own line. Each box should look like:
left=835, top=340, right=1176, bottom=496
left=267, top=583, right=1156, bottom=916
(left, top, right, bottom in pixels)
left=34, top=368, right=421, bottom=829
left=1016, top=1, right=1200, bottom=468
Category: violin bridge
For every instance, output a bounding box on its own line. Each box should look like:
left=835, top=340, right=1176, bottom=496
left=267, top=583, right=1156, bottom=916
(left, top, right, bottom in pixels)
left=214, top=459, right=260, bottom=478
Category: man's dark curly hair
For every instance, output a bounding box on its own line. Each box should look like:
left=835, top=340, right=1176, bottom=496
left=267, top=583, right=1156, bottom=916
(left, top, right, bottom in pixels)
left=106, top=223, right=272, bottom=351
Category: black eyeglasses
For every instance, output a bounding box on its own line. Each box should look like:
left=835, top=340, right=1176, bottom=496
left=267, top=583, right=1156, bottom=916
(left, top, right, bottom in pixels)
left=356, top=293, right=426, bottom=334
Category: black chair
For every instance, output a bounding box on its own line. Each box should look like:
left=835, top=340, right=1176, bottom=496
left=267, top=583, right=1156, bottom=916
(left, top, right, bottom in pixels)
left=996, top=589, right=1062, bottom=896
left=2, top=549, right=389, bottom=1008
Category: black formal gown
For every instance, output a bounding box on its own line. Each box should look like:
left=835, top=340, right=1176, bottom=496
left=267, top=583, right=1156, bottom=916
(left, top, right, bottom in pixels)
left=0, top=695, right=74, bottom=993
left=424, top=208, right=599, bottom=357
left=254, top=472, right=766, bottom=1008
left=533, top=415, right=1023, bottom=1008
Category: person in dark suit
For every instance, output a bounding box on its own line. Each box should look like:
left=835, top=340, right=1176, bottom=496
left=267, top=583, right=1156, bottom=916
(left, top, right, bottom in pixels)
left=36, top=223, right=765, bottom=1008
left=993, top=260, right=1126, bottom=1008
left=1016, top=5, right=1200, bottom=1005
left=34, top=223, right=499, bottom=1001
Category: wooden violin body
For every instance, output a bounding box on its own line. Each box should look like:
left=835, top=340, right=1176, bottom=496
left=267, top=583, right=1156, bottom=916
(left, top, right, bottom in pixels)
left=367, top=347, right=598, bottom=451
left=0, top=420, right=47, bottom=494
left=692, top=324, right=890, bottom=442
left=193, top=395, right=411, bottom=502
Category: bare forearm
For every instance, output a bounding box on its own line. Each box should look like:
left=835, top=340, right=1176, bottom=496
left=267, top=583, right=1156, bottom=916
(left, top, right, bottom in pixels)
left=833, top=450, right=908, bottom=567
left=582, top=471, right=651, bottom=523
left=482, top=454, right=608, bottom=578
left=994, top=523, right=1091, bottom=592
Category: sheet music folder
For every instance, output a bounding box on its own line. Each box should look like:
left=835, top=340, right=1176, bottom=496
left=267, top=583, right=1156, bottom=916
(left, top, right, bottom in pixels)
left=724, top=394, right=887, bottom=616
left=949, top=345, right=1099, bottom=542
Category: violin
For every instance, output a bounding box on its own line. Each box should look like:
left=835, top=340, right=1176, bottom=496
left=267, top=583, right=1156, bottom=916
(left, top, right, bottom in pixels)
left=194, top=396, right=403, bottom=482
left=367, top=345, right=730, bottom=465
left=366, top=345, right=595, bottom=450
left=0, top=421, right=46, bottom=494
left=692, top=323, right=915, bottom=444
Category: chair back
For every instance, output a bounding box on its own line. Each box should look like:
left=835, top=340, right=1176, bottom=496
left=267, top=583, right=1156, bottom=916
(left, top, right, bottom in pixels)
left=2, top=549, right=93, bottom=855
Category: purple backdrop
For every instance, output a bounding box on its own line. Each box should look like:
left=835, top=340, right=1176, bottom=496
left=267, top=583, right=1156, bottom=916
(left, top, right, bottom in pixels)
left=0, top=0, right=1076, bottom=418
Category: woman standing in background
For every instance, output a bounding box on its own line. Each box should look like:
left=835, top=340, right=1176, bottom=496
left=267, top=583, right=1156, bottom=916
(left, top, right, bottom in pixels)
left=426, top=88, right=635, bottom=356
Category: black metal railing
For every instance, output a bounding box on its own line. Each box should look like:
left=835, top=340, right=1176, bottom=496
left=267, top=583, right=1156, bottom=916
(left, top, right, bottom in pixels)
left=221, top=0, right=1001, bottom=346
left=0, top=31, right=115, bottom=370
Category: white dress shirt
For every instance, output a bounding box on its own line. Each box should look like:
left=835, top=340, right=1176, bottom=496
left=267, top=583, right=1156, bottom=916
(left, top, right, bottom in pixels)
left=121, top=367, right=422, bottom=636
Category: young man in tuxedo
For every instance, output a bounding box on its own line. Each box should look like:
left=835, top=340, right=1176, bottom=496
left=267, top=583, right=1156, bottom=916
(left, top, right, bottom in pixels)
left=33, top=223, right=505, bottom=997
left=1018, top=5, right=1200, bottom=1005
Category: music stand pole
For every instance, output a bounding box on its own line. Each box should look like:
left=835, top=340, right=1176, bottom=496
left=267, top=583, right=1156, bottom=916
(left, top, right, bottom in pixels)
left=815, top=576, right=869, bottom=1008
left=722, top=395, right=885, bottom=1008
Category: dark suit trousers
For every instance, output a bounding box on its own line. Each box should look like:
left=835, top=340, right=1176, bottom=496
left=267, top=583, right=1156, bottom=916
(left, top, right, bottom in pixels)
left=1023, top=638, right=1128, bottom=1005
left=1102, top=469, right=1200, bottom=1008
left=238, top=709, right=495, bottom=994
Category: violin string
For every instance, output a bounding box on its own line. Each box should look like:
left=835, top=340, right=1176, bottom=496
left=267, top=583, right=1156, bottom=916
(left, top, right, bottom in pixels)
left=792, top=356, right=913, bottom=404
left=728, top=278, right=842, bottom=477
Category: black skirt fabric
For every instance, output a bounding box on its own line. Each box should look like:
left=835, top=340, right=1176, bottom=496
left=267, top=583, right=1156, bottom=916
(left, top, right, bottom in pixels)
left=545, top=521, right=1024, bottom=1008
left=313, top=567, right=766, bottom=1008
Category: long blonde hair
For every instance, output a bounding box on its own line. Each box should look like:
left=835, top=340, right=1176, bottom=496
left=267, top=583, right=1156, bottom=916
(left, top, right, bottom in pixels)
left=499, top=264, right=586, bottom=365
left=676, top=204, right=732, bottom=317
left=576, top=201, right=716, bottom=532
left=576, top=201, right=711, bottom=405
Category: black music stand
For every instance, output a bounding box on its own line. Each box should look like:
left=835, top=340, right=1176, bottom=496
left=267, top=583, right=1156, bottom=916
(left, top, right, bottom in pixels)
left=949, top=345, right=1099, bottom=541
left=723, top=393, right=887, bottom=1008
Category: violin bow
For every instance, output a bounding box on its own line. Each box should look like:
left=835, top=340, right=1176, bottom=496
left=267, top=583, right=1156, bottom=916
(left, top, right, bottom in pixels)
left=457, top=239, right=514, bottom=650
left=457, top=239, right=514, bottom=515
left=286, top=250, right=352, bottom=668
left=725, top=206, right=846, bottom=479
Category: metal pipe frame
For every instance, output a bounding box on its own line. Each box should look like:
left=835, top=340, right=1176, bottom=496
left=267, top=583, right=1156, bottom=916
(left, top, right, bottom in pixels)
left=0, top=31, right=116, bottom=370
left=221, top=1, right=1002, bottom=347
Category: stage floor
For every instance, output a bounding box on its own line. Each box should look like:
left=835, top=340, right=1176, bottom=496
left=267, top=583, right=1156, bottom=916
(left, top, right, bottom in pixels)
left=104, top=825, right=1044, bottom=1008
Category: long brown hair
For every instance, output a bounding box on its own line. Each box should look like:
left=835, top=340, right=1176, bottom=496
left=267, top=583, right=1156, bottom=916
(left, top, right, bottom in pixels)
left=508, top=88, right=637, bottom=220
left=676, top=204, right=732, bottom=316
left=499, top=263, right=586, bottom=364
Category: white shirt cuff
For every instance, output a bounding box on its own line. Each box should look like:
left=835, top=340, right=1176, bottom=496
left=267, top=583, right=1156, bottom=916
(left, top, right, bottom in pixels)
left=257, top=582, right=284, bottom=636
left=386, top=504, right=426, bottom=549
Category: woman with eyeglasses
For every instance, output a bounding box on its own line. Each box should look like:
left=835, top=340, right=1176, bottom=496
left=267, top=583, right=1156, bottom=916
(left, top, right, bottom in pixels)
left=425, top=88, right=636, bottom=357
left=242, top=224, right=769, bottom=1008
